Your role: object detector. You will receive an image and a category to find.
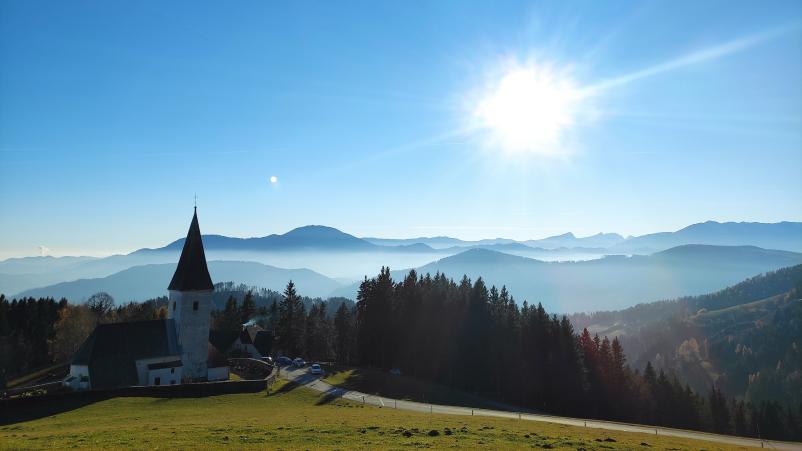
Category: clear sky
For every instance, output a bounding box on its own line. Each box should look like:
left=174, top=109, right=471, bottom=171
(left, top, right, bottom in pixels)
left=1, top=0, right=801, bottom=258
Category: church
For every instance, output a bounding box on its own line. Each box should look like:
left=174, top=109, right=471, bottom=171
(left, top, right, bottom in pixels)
left=65, top=209, right=229, bottom=390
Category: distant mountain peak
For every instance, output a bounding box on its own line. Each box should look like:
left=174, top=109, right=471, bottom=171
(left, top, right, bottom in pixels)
left=283, top=225, right=355, bottom=237
left=442, top=248, right=533, bottom=264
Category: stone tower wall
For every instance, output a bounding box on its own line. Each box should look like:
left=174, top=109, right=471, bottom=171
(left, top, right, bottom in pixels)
left=168, top=289, right=213, bottom=380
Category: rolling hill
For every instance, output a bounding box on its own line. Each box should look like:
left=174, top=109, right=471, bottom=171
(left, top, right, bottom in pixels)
left=14, top=260, right=341, bottom=302
left=570, top=265, right=802, bottom=407
left=610, top=221, right=802, bottom=254
left=333, top=245, right=802, bottom=312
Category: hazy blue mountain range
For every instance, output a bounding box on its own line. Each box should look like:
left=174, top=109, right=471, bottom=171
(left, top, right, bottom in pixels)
left=141, top=225, right=433, bottom=253
left=524, top=232, right=626, bottom=249
left=363, top=232, right=625, bottom=249
left=2, top=220, right=800, bottom=300
left=569, top=265, right=802, bottom=406
left=609, top=221, right=802, bottom=254
left=15, top=260, right=341, bottom=302
left=366, top=221, right=801, bottom=253
left=332, top=245, right=802, bottom=312
left=0, top=255, right=98, bottom=274
left=363, top=236, right=527, bottom=249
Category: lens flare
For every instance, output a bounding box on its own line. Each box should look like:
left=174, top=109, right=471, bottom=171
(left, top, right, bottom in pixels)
left=475, top=63, right=585, bottom=155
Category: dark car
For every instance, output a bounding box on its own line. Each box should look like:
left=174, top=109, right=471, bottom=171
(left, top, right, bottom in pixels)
left=276, top=356, right=292, bottom=366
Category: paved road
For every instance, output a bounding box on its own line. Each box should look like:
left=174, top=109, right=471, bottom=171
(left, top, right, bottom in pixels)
left=280, top=366, right=802, bottom=450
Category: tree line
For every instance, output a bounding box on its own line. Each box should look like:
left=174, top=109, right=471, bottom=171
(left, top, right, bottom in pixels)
left=0, top=293, right=167, bottom=387
left=266, top=268, right=801, bottom=441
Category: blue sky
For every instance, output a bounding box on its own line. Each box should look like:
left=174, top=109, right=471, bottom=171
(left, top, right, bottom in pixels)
left=1, top=0, right=800, bottom=257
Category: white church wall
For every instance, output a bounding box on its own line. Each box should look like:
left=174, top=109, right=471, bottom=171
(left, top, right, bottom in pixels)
left=168, top=289, right=213, bottom=381
left=147, top=366, right=181, bottom=386
left=135, top=355, right=183, bottom=385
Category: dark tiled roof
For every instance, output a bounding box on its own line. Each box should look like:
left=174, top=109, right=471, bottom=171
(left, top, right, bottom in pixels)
left=209, top=329, right=239, bottom=353
left=72, top=319, right=181, bottom=389
left=148, top=360, right=182, bottom=370
left=168, top=209, right=214, bottom=291
left=207, top=342, right=228, bottom=368
left=252, top=331, right=274, bottom=356
left=239, top=329, right=253, bottom=345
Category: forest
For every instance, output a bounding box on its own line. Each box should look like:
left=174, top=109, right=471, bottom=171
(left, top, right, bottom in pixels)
left=266, top=269, right=801, bottom=441
left=570, top=265, right=802, bottom=407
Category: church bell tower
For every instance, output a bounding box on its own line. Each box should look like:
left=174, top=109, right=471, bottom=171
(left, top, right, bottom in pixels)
left=168, top=207, right=214, bottom=381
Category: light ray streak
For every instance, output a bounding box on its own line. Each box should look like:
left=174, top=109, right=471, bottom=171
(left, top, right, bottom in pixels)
left=585, top=23, right=800, bottom=94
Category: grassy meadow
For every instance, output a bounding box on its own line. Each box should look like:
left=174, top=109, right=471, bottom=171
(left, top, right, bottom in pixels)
left=0, top=380, right=759, bottom=450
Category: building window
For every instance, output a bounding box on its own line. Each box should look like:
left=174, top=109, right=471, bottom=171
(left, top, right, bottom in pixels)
left=154, top=377, right=161, bottom=386
left=193, top=301, right=199, bottom=311
left=171, top=380, right=176, bottom=385
left=171, top=368, right=175, bottom=374
left=172, top=302, right=176, bottom=311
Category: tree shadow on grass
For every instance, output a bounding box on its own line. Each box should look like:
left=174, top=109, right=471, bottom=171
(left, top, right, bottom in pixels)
left=321, top=366, right=536, bottom=413
left=268, top=380, right=301, bottom=396
left=2, top=381, right=268, bottom=425
left=0, top=394, right=110, bottom=425
left=315, top=387, right=348, bottom=406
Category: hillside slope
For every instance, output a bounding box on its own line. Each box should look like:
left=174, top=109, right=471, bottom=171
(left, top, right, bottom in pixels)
left=334, top=246, right=802, bottom=312
left=611, top=221, right=802, bottom=254
left=14, top=261, right=341, bottom=302
left=570, top=265, right=802, bottom=406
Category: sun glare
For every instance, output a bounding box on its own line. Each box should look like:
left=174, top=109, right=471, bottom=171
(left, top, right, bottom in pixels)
left=475, top=63, right=585, bottom=155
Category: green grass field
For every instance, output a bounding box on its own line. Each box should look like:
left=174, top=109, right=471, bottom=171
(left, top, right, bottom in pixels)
left=0, top=380, right=757, bottom=450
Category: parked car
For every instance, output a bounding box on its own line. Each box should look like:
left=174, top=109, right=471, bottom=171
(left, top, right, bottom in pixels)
left=309, top=363, right=322, bottom=375
left=293, top=357, right=306, bottom=367
left=276, top=356, right=292, bottom=366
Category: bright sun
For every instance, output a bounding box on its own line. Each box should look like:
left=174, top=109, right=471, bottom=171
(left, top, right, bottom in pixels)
left=475, top=63, right=584, bottom=155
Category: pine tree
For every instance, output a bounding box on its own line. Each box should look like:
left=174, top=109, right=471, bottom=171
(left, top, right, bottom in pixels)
left=334, top=302, right=354, bottom=365
left=215, top=295, right=241, bottom=331
left=0, top=295, right=9, bottom=336
left=240, top=290, right=257, bottom=323
left=268, top=300, right=279, bottom=331
left=278, top=280, right=305, bottom=357
left=708, top=385, right=732, bottom=434
left=734, top=400, right=748, bottom=436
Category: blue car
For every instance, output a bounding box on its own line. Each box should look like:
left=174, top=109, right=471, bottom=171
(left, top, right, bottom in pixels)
left=276, top=356, right=292, bottom=366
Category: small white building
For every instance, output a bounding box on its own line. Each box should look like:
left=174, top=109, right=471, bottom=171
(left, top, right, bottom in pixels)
left=68, top=319, right=184, bottom=389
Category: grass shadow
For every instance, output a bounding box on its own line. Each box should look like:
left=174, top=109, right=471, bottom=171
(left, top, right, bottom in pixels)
left=314, top=387, right=347, bottom=406
left=323, top=366, right=535, bottom=413
left=0, top=393, right=111, bottom=425
left=270, top=380, right=301, bottom=396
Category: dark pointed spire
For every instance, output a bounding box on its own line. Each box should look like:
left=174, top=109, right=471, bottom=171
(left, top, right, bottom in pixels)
left=168, top=209, right=214, bottom=291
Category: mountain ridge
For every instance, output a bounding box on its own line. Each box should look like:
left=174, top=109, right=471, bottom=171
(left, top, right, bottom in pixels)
left=332, top=245, right=802, bottom=312
left=13, top=260, right=342, bottom=302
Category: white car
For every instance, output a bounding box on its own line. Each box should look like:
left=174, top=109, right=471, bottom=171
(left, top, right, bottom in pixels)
left=309, top=363, right=323, bottom=375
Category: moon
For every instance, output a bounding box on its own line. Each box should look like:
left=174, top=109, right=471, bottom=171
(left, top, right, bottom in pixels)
left=269, top=175, right=278, bottom=184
